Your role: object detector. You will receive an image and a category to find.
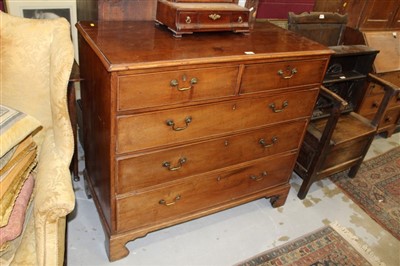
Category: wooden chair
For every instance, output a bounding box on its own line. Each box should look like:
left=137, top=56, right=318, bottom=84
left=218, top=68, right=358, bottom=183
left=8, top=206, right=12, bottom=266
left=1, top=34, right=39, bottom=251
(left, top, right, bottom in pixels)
left=295, top=74, right=397, bottom=199
left=287, top=11, right=398, bottom=199
left=288, top=11, right=348, bottom=46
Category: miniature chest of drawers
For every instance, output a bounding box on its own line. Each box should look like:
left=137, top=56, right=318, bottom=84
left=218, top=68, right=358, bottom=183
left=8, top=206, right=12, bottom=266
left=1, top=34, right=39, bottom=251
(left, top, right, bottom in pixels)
left=76, top=21, right=331, bottom=262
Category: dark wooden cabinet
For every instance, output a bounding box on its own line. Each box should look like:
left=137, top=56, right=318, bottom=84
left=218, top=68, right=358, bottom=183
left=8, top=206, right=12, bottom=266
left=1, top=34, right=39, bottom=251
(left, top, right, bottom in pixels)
left=392, top=7, right=400, bottom=29
left=314, top=0, right=400, bottom=30
left=76, top=20, right=331, bottom=262
left=357, top=0, right=400, bottom=30
left=257, top=0, right=314, bottom=19
left=313, top=0, right=343, bottom=12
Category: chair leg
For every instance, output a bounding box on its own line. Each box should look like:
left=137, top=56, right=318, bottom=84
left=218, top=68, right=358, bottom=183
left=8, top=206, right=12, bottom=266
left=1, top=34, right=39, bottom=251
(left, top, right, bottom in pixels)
left=349, top=135, right=375, bottom=178
left=348, top=162, right=362, bottom=178
left=298, top=174, right=317, bottom=200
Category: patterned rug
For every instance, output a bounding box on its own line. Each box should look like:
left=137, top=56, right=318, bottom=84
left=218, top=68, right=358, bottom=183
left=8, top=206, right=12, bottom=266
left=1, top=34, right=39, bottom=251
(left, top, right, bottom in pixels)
left=235, top=222, right=384, bottom=266
left=330, top=147, right=400, bottom=240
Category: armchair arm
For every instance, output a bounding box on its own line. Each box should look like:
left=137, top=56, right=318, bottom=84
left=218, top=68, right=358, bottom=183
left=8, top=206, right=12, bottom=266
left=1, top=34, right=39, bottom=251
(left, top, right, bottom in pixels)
left=367, top=73, right=399, bottom=127
left=320, top=85, right=349, bottom=111
left=33, top=131, right=75, bottom=266
left=368, top=73, right=400, bottom=90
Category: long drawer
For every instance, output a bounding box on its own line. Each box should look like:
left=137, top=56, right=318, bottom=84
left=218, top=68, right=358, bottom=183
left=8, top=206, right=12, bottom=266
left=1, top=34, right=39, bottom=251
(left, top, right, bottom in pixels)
left=240, top=59, right=327, bottom=94
left=116, top=152, right=297, bottom=232
left=116, top=120, right=306, bottom=193
left=118, top=66, right=239, bottom=111
left=117, top=88, right=318, bottom=154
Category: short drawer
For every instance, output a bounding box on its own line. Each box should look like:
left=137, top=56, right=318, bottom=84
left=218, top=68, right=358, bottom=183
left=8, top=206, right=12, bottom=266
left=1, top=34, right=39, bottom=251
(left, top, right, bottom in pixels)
left=240, top=59, right=327, bottom=94
left=358, top=93, right=384, bottom=116
left=115, top=152, right=296, bottom=232
left=118, top=66, right=239, bottom=111
left=116, top=120, right=306, bottom=193
left=117, top=88, right=318, bottom=153
left=177, top=11, right=248, bottom=30
left=374, top=107, right=400, bottom=128
left=359, top=84, right=400, bottom=116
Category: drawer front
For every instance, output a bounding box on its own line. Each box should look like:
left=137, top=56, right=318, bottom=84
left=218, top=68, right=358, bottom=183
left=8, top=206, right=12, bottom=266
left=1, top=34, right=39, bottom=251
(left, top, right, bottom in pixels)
left=359, top=85, right=400, bottom=116
left=116, top=120, right=306, bottom=193
left=118, top=67, right=239, bottom=111
left=117, top=88, right=318, bottom=153
left=197, top=12, right=232, bottom=27
left=116, top=152, right=296, bottom=232
left=178, top=12, right=249, bottom=31
left=358, top=93, right=384, bottom=116
left=240, top=59, right=327, bottom=94
left=178, top=12, right=198, bottom=30
left=379, top=108, right=400, bottom=128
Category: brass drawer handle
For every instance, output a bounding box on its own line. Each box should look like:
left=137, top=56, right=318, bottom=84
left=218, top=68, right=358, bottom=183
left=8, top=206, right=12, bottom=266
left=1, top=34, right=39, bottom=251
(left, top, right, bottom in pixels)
left=278, top=67, right=297, bottom=79
left=269, top=101, right=288, bottom=113
left=159, top=195, right=181, bottom=206
left=170, top=77, right=198, bottom=91
left=166, top=116, right=192, bottom=131
left=185, top=16, right=191, bottom=24
left=162, top=157, right=187, bottom=171
left=250, top=171, right=268, bottom=181
left=209, top=13, right=221, bottom=21
left=259, top=136, right=278, bottom=148
left=238, top=16, right=243, bottom=23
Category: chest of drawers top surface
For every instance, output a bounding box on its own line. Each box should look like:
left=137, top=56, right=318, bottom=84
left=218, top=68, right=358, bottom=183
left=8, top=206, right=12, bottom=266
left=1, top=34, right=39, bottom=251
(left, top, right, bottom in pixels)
left=76, top=21, right=331, bottom=71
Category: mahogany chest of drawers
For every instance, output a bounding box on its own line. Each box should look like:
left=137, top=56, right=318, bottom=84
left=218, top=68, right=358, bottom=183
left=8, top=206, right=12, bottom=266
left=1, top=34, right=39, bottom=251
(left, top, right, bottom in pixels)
left=76, top=21, right=331, bottom=261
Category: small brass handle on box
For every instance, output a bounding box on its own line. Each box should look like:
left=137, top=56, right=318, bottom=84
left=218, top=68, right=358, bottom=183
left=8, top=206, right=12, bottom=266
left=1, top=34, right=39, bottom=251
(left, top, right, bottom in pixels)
left=159, top=195, right=181, bottom=206
left=259, top=137, right=278, bottom=148
left=250, top=171, right=268, bottom=181
left=238, top=16, right=243, bottom=23
left=269, top=101, right=288, bottom=113
left=209, top=13, right=221, bottom=21
left=166, top=116, right=192, bottom=131
left=186, top=16, right=191, bottom=24
left=162, top=157, right=187, bottom=171
left=278, top=67, right=297, bottom=79
left=170, top=77, right=198, bottom=91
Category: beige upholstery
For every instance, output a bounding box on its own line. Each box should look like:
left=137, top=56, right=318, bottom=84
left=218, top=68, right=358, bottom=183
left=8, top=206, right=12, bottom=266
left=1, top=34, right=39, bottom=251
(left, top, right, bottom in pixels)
left=0, top=11, right=75, bottom=265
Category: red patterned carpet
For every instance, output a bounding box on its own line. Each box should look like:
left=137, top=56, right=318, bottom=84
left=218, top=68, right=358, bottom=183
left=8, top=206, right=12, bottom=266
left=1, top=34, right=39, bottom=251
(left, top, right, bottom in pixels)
left=330, top=147, right=400, bottom=240
left=235, top=223, right=384, bottom=266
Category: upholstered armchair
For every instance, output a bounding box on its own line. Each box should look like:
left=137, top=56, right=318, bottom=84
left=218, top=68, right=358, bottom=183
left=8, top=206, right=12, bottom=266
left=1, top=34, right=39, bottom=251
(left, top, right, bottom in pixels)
left=0, top=11, right=75, bottom=265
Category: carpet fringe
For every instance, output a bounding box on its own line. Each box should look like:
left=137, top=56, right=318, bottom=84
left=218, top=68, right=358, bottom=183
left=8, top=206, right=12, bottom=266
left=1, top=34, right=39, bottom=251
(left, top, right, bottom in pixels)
left=330, top=221, right=386, bottom=266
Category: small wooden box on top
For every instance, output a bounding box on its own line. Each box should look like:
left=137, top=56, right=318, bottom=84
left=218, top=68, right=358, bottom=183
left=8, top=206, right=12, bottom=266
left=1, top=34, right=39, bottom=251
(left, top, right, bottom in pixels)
left=155, top=0, right=250, bottom=37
